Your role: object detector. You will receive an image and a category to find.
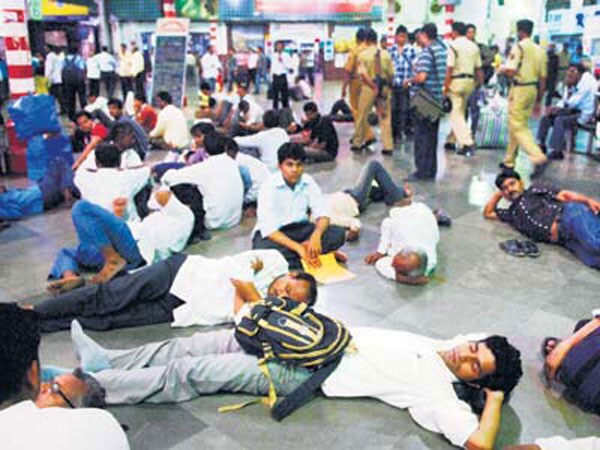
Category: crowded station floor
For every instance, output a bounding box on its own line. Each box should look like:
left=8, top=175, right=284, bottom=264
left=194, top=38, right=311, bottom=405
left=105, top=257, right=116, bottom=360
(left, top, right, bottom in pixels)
left=1, top=80, right=598, bottom=449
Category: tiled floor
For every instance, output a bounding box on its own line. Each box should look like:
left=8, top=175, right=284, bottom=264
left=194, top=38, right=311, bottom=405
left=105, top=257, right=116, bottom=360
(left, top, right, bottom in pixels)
left=1, top=81, right=599, bottom=449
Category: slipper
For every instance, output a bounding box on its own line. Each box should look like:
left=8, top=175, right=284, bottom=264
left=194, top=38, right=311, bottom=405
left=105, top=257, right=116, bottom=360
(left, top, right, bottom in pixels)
left=434, top=209, right=452, bottom=227
left=499, top=239, right=526, bottom=257
left=521, top=240, right=541, bottom=258
left=540, top=336, right=560, bottom=359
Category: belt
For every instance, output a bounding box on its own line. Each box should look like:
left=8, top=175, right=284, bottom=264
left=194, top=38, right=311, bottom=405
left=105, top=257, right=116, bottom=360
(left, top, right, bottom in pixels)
left=451, top=74, right=474, bottom=79
left=512, top=81, right=538, bottom=87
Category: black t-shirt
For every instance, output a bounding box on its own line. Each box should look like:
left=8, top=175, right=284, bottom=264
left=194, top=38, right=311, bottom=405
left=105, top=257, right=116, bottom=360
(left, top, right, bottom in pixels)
left=304, top=115, right=339, bottom=158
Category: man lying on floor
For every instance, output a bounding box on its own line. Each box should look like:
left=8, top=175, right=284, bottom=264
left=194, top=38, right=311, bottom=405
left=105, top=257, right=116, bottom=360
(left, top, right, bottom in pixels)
left=484, top=169, right=600, bottom=269
left=34, top=249, right=317, bottom=332
left=65, top=320, right=522, bottom=450
left=0, top=304, right=129, bottom=449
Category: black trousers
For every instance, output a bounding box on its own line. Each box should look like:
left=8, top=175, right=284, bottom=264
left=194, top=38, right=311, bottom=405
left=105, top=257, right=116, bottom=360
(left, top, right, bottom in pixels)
left=88, top=79, right=100, bottom=97
left=36, top=254, right=187, bottom=332
left=391, top=86, right=411, bottom=139
left=49, top=83, right=65, bottom=113
left=63, top=81, right=87, bottom=122
left=252, top=222, right=346, bottom=270
left=272, top=74, right=289, bottom=110
left=100, top=71, right=115, bottom=98
left=413, top=115, right=439, bottom=180
left=134, top=72, right=146, bottom=98
left=120, top=76, right=133, bottom=100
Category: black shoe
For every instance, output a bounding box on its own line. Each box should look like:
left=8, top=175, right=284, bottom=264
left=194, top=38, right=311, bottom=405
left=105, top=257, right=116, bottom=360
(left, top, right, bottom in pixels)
left=531, top=160, right=550, bottom=179
left=364, top=138, right=377, bottom=147
left=350, top=145, right=363, bottom=152
left=499, top=239, right=527, bottom=257
left=520, top=240, right=540, bottom=258
left=382, top=149, right=393, bottom=156
left=434, top=209, right=452, bottom=227
left=445, top=143, right=456, bottom=151
left=539, top=144, right=548, bottom=155
left=548, top=150, right=564, bottom=160
left=498, top=162, right=513, bottom=171
left=457, top=146, right=475, bottom=157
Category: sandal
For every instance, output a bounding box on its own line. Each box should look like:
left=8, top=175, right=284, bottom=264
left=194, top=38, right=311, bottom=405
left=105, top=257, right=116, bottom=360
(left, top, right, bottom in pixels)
left=499, top=239, right=526, bottom=257
left=540, top=336, right=560, bottom=359
left=521, top=240, right=541, bottom=258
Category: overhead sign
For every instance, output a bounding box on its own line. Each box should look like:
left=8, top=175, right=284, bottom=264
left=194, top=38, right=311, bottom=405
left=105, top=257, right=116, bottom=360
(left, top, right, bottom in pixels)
left=255, top=0, right=374, bottom=14
left=41, top=0, right=89, bottom=18
left=151, top=18, right=190, bottom=109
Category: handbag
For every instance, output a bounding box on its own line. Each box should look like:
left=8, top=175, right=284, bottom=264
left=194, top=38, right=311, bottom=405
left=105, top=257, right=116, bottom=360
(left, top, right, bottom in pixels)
left=410, top=46, right=451, bottom=122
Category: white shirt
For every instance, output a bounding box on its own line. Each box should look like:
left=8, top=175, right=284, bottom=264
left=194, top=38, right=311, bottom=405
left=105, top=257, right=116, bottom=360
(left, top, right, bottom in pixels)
left=118, top=49, right=133, bottom=77
left=271, top=51, right=292, bottom=76
left=558, top=71, right=598, bottom=124
left=201, top=52, right=222, bottom=79
left=241, top=100, right=264, bottom=125
left=248, top=52, right=259, bottom=70
left=87, top=53, right=101, bottom=79
left=74, top=166, right=150, bottom=222
left=170, top=249, right=289, bottom=327
left=128, top=189, right=194, bottom=264
left=536, top=437, right=600, bottom=450
left=84, top=95, right=110, bottom=117
left=322, top=328, right=484, bottom=448
left=324, top=191, right=361, bottom=230
left=98, top=51, right=117, bottom=73
left=374, top=202, right=440, bottom=279
left=79, top=148, right=141, bottom=171
left=162, top=153, right=244, bottom=229
left=45, top=52, right=64, bottom=84
left=236, top=152, right=270, bottom=203
left=235, top=127, right=290, bottom=171
left=131, top=51, right=144, bottom=76
left=150, top=104, right=190, bottom=149
left=0, top=400, right=129, bottom=450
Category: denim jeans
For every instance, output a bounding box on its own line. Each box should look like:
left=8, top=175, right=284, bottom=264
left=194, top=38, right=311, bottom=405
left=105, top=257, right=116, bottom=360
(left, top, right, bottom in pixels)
left=559, top=202, right=600, bottom=269
left=346, top=161, right=407, bottom=212
left=95, top=329, right=313, bottom=405
left=537, top=112, right=579, bottom=153
left=48, top=200, right=144, bottom=278
left=254, top=70, right=269, bottom=95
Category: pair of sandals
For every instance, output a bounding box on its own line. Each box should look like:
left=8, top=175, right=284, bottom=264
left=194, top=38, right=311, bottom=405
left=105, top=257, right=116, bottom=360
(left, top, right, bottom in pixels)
left=499, top=239, right=540, bottom=258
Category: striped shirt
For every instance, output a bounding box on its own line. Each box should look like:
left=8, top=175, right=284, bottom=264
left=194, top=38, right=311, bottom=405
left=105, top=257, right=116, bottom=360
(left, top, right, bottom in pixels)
left=411, top=39, right=448, bottom=102
left=389, top=44, right=417, bottom=86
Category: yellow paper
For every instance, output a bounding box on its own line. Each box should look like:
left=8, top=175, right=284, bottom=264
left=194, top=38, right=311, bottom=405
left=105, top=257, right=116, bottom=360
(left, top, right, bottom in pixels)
left=301, top=253, right=355, bottom=285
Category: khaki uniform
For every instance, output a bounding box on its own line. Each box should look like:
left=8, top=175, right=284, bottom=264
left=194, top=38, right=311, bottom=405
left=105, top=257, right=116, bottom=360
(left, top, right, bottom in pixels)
left=345, top=43, right=374, bottom=142
left=446, top=36, right=481, bottom=148
left=352, top=45, right=394, bottom=151
left=503, top=38, right=548, bottom=167
left=557, top=50, right=570, bottom=83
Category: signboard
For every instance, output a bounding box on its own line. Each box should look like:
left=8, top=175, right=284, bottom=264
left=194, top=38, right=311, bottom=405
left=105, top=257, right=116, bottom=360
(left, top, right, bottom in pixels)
left=151, top=18, right=190, bottom=108
left=255, top=0, right=374, bottom=14
left=175, top=0, right=218, bottom=20
left=324, top=39, right=334, bottom=62
left=41, top=0, right=89, bottom=18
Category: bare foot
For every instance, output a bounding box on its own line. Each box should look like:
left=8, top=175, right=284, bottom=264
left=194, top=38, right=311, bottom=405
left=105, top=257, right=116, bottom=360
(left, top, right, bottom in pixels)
left=47, top=276, right=85, bottom=294
left=333, top=250, right=348, bottom=264
left=90, top=255, right=126, bottom=284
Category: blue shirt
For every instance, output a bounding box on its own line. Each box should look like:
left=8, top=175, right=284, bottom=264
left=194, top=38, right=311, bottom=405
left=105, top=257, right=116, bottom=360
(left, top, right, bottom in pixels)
left=0, top=186, right=44, bottom=220
left=117, top=116, right=149, bottom=159
left=254, top=172, right=329, bottom=237
left=389, top=44, right=417, bottom=87
left=411, top=39, right=448, bottom=102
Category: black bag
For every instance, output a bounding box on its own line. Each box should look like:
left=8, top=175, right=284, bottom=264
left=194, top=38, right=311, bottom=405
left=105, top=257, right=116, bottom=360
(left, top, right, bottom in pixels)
left=409, top=47, right=451, bottom=122
left=225, top=296, right=352, bottom=421
left=62, top=57, right=84, bottom=85
left=558, top=322, right=600, bottom=414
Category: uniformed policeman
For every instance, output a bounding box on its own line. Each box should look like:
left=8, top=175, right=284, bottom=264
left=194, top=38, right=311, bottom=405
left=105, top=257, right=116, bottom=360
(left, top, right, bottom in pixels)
left=342, top=28, right=375, bottom=148
left=501, top=19, right=548, bottom=177
left=444, top=22, right=483, bottom=156
left=351, top=28, right=394, bottom=154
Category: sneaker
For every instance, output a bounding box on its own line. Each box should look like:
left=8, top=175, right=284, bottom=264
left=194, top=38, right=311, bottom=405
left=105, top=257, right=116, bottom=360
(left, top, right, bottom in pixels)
left=499, top=239, right=526, bottom=257
left=434, top=209, right=452, bottom=227
left=520, top=240, right=540, bottom=258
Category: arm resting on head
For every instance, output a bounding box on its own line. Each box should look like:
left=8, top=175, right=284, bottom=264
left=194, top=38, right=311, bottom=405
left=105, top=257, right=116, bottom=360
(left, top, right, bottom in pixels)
left=465, top=390, right=504, bottom=450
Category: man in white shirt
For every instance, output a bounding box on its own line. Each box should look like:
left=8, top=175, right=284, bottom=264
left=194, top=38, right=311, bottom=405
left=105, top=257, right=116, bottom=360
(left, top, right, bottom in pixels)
left=0, top=304, right=129, bottom=450
left=247, top=47, right=259, bottom=93
left=36, top=249, right=315, bottom=332
left=80, top=122, right=142, bottom=171
left=84, top=92, right=111, bottom=123
left=162, top=131, right=244, bottom=230
left=365, top=199, right=440, bottom=285
left=537, top=64, right=598, bottom=160
left=69, top=321, right=522, bottom=450
left=506, top=437, right=600, bottom=450
left=98, top=46, right=117, bottom=98
left=150, top=91, right=190, bottom=150
left=45, top=46, right=65, bottom=113
left=271, top=41, right=293, bottom=109
left=117, top=43, right=133, bottom=100
left=235, top=109, right=290, bottom=171
left=86, top=48, right=101, bottom=97
left=201, top=45, right=222, bottom=92
left=130, top=43, right=145, bottom=98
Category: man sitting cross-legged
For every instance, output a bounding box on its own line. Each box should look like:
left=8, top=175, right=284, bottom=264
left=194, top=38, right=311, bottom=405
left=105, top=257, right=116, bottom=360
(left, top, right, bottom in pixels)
left=484, top=169, right=600, bottom=269
left=0, top=304, right=129, bottom=449
left=68, top=321, right=522, bottom=450
left=34, top=249, right=316, bottom=332
left=364, top=194, right=440, bottom=285
left=252, top=143, right=347, bottom=269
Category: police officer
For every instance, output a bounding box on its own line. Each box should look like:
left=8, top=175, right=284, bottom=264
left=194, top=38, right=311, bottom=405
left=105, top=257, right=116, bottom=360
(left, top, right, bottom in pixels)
left=342, top=28, right=375, bottom=148
left=501, top=19, right=548, bottom=177
left=444, top=22, right=483, bottom=156
left=351, top=28, right=394, bottom=154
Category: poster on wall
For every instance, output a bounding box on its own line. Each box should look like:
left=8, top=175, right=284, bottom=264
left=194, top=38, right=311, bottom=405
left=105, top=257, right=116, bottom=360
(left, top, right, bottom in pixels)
left=151, top=18, right=190, bottom=108
left=255, top=0, right=373, bottom=14
left=175, top=0, right=218, bottom=20
left=231, top=25, right=264, bottom=53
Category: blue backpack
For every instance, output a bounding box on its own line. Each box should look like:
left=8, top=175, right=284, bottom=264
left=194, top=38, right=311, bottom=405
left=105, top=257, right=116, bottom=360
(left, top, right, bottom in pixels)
left=559, top=323, right=600, bottom=414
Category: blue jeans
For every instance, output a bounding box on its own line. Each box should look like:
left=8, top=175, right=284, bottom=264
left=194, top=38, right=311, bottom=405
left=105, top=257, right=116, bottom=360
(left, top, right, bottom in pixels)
left=559, top=202, right=600, bottom=269
left=254, top=70, right=269, bottom=94
left=346, top=160, right=407, bottom=212
left=49, top=200, right=144, bottom=278
left=202, top=77, right=216, bottom=93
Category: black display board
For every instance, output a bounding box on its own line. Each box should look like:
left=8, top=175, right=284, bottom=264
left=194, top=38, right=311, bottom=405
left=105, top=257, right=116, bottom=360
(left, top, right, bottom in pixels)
left=151, top=34, right=187, bottom=107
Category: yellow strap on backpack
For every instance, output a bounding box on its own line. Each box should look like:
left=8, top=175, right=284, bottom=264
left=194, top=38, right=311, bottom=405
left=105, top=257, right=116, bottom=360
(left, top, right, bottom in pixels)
left=218, top=359, right=278, bottom=414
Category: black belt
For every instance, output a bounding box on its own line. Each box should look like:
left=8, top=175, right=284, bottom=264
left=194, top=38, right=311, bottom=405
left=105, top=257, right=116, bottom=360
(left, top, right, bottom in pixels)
left=512, top=81, right=539, bottom=87
left=451, top=74, right=474, bottom=79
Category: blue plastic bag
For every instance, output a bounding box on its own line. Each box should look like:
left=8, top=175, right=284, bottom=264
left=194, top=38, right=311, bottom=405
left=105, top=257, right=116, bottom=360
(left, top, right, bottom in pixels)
left=26, top=133, right=73, bottom=181
left=8, top=95, right=61, bottom=140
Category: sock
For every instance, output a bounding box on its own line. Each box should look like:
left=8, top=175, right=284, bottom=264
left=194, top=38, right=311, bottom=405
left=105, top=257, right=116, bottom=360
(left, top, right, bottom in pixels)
left=70, top=320, right=111, bottom=373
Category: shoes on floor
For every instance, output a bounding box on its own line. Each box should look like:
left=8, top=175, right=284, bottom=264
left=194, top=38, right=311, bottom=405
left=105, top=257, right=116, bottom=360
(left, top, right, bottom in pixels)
left=548, top=150, right=564, bottom=160
left=445, top=143, right=456, bottom=151
left=499, top=239, right=540, bottom=258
